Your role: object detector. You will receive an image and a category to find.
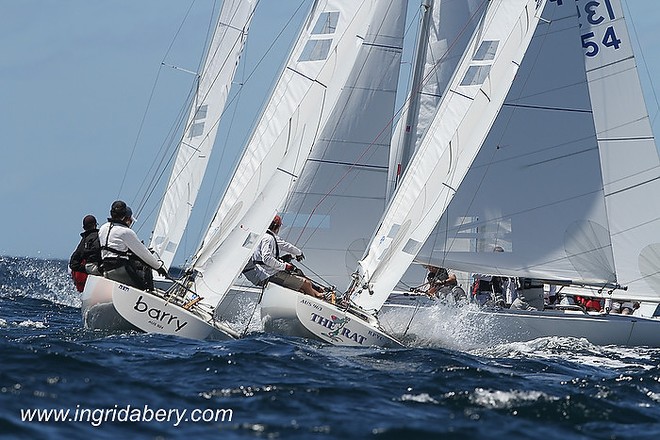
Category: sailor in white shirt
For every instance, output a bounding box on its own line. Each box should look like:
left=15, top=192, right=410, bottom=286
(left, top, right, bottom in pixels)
left=98, top=200, right=168, bottom=289
left=244, top=215, right=325, bottom=299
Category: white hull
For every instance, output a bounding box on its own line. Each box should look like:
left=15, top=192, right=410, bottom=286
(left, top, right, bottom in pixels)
left=81, top=275, right=238, bottom=340
left=260, top=283, right=403, bottom=347
left=81, top=275, right=138, bottom=332
left=379, top=300, right=660, bottom=347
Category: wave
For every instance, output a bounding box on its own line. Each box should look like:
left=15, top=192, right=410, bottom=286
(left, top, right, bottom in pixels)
left=0, top=256, right=81, bottom=308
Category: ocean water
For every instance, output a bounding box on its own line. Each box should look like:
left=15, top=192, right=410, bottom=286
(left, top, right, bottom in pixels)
left=2, top=256, right=660, bottom=439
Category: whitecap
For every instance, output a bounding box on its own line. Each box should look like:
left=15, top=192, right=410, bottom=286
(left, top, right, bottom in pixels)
left=17, top=320, right=47, bottom=329
left=470, top=388, right=558, bottom=409
left=399, top=393, right=438, bottom=404
left=3, top=257, right=82, bottom=308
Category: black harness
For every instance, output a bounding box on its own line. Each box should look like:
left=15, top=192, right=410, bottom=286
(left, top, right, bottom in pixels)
left=100, top=220, right=137, bottom=270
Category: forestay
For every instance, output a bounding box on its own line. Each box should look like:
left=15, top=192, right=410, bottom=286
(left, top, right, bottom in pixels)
left=149, top=0, right=257, bottom=269
left=191, top=0, right=406, bottom=309
left=352, top=0, right=547, bottom=313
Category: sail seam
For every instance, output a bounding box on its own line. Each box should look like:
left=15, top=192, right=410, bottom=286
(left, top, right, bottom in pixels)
left=503, top=102, right=592, bottom=113
left=585, top=55, right=635, bottom=74
left=604, top=174, right=660, bottom=198
left=306, top=158, right=388, bottom=170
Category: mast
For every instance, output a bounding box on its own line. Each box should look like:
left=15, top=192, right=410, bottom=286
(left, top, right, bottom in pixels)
left=391, top=0, right=434, bottom=194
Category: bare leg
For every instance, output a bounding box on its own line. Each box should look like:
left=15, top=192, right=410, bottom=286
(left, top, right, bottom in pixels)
left=300, top=279, right=324, bottom=299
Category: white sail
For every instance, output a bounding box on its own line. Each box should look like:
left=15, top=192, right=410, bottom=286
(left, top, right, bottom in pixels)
left=418, top=0, right=660, bottom=301
left=417, top=1, right=613, bottom=284
left=351, top=0, right=547, bottom=313
left=277, top=1, right=407, bottom=291
left=149, top=0, right=257, bottom=268
left=387, top=0, right=487, bottom=197
left=191, top=0, right=403, bottom=308
left=579, top=0, right=660, bottom=300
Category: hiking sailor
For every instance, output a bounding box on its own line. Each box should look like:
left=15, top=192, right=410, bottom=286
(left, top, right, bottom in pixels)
left=98, top=200, right=168, bottom=290
left=424, top=265, right=465, bottom=301
left=243, top=215, right=326, bottom=299
left=69, top=214, right=102, bottom=292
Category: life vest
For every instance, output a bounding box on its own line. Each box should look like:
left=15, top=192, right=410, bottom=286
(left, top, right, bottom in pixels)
left=472, top=275, right=502, bottom=295
left=575, top=295, right=602, bottom=311
left=71, top=264, right=88, bottom=293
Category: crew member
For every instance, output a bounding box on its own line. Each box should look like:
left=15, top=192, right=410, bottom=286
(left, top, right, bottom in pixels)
left=98, top=200, right=167, bottom=290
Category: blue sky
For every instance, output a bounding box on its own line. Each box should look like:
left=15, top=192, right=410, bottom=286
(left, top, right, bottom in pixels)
left=1, top=0, right=659, bottom=266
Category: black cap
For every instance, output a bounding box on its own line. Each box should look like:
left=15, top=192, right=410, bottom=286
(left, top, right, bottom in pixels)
left=83, top=215, right=97, bottom=230
left=110, top=200, right=128, bottom=219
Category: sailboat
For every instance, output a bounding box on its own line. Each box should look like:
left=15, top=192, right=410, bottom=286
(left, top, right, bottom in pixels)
left=83, top=0, right=410, bottom=340
left=397, top=0, right=660, bottom=347
left=82, top=0, right=257, bottom=338
left=260, top=0, right=548, bottom=346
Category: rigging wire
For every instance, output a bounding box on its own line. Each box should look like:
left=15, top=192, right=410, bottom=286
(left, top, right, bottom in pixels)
left=128, top=0, right=310, bottom=259
left=191, top=0, right=311, bottom=249
left=117, top=0, right=199, bottom=200
left=132, top=0, right=219, bottom=225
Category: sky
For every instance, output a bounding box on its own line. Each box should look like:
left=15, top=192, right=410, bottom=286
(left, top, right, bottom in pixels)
left=1, top=0, right=659, bottom=267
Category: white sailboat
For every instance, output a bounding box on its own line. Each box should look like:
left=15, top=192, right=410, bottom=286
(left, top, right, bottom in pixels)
left=401, top=0, right=660, bottom=347
left=84, top=0, right=410, bottom=340
left=260, top=0, right=487, bottom=343
left=82, top=0, right=257, bottom=338
left=260, top=0, right=548, bottom=346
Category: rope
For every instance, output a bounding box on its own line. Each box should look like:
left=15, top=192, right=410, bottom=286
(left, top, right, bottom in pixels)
left=403, top=300, right=422, bottom=338
left=241, top=286, right=264, bottom=338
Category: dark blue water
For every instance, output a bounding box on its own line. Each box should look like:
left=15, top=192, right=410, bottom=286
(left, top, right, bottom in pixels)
left=2, top=256, right=660, bottom=439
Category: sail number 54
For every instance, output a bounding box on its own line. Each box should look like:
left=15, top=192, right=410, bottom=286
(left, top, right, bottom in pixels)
left=579, top=0, right=621, bottom=57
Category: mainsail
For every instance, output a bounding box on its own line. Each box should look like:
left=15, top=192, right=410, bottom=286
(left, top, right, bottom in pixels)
left=190, top=0, right=408, bottom=309
left=579, top=0, right=660, bottom=300
left=277, top=1, right=407, bottom=291
left=149, top=0, right=257, bottom=269
left=351, top=0, right=547, bottom=313
left=417, top=0, right=660, bottom=301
